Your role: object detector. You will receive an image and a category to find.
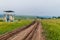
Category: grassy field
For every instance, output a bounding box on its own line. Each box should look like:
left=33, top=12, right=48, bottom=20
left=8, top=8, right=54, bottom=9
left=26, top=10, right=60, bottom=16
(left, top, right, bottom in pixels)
left=41, top=19, right=60, bottom=40
left=0, top=20, right=32, bottom=35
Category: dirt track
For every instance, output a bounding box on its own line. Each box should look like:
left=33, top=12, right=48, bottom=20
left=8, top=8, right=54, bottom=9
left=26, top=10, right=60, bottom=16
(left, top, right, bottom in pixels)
left=0, top=21, right=45, bottom=40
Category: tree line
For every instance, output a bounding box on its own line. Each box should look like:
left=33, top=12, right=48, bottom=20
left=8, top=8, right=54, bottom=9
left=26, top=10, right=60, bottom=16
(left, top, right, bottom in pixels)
left=36, top=16, right=60, bottom=19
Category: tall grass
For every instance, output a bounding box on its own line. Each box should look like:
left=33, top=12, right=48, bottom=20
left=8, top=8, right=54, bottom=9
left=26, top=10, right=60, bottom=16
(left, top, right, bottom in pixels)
left=0, top=20, right=32, bottom=35
left=41, top=19, right=60, bottom=40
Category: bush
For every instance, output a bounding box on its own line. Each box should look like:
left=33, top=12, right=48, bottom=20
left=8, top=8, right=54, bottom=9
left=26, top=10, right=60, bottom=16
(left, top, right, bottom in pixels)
left=0, top=19, right=3, bottom=22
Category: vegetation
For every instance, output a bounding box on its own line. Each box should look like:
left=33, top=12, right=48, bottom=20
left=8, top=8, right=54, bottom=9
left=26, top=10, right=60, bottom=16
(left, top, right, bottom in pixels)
left=15, top=16, right=36, bottom=20
left=0, top=20, right=32, bottom=35
left=41, top=19, right=60, bottom=40
left=0, top=19, right=3, bottom=22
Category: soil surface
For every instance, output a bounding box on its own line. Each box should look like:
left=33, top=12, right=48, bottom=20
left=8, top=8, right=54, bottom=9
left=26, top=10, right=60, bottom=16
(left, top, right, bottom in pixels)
left=0, top=21, right=45, bottom=40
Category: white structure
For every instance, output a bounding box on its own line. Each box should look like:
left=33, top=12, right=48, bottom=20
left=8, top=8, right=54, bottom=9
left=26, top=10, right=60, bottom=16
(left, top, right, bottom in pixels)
left=4, top=11, right=14, bottom=22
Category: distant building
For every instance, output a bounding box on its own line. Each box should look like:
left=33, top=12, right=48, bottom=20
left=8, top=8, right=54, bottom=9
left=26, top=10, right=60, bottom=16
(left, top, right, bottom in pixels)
left=4, top=10, right=14, bottom=22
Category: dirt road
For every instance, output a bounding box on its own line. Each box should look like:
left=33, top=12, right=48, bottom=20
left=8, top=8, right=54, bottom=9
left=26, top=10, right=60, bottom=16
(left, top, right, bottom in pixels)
left=0, top=21, right=45, bottom=40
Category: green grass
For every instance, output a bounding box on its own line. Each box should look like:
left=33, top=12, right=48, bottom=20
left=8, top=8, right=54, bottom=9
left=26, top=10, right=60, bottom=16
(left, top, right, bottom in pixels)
left=41, top=19, right=60, bottom=40
left=0, top=20, right=32, bottom=35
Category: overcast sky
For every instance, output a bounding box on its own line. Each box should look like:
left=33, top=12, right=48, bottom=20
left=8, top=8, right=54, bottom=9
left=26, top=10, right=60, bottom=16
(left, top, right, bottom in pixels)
left=0, top=0, right=60, bottom=16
